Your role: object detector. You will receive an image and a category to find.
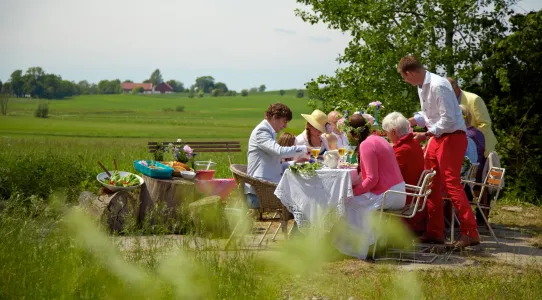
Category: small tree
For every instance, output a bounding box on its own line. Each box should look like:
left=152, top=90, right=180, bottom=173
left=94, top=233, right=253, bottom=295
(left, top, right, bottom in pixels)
left=259, top=84, right=266, bottom=92
left=296, top=90, right=304, bottom=98
left=241, top=89, right=249, bottom=96
left=34, top=101, right=49, bottom=118
left=279, top=89, right=285, bottom=96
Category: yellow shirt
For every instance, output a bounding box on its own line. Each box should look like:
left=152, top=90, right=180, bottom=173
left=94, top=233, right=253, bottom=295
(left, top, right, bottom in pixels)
left=460, top=91, right=498, bottom=157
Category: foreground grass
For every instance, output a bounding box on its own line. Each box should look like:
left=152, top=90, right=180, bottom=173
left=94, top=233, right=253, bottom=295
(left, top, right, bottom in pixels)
left=1, top=200, right=541, bottom=300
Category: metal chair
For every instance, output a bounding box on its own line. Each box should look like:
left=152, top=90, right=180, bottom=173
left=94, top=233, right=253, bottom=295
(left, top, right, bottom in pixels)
left=460, top=167, right=506, bottom=245
left=372, top=170, right=437, bottom=263
left=225, top=164, right=289, bottom=249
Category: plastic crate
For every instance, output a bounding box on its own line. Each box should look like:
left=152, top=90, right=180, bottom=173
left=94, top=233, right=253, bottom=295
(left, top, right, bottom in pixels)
left=134, top=160, right=174, bottom=179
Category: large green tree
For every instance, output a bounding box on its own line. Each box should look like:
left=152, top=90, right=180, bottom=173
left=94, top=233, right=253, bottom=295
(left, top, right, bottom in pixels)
left=195, top=76, right=215, bottom=93
left=295, top=0, right=515, bottom=114
left=148, top=69, right=163, bottom=86
left=467, top=10, right=542, bottom=202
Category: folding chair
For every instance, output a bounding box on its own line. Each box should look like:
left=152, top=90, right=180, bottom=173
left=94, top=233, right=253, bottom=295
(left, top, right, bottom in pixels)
left=460, top=167, right=505, bottom=245
left=372, top=170, right=437, bottom=263
left=225, top=164, right=289, bottom=249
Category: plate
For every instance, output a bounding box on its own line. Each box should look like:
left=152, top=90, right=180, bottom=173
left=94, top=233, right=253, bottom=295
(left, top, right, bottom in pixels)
left=97, top=171, right=144, bottom=192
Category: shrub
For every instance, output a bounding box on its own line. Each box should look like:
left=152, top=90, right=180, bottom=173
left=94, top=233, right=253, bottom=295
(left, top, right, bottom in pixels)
left=296, top=90, right=304, bottom=98
left=241, top=89, right=248, bottom=97
left=34, top=101, right=49, bottom=118
left=175, top=106, right=185, bottom=112
left=279, top=89, right=285, bottom=96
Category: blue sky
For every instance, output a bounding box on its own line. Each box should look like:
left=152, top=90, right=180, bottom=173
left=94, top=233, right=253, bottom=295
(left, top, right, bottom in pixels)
left=1, top=0, right=541, bottom=91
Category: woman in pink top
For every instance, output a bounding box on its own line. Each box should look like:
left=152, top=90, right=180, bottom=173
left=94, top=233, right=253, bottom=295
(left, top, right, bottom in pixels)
left=332, top=114, right=406, bottom=260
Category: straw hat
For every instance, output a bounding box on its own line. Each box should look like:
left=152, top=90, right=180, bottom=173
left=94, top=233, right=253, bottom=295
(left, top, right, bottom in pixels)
left=301, top=109, right=328, bottom=133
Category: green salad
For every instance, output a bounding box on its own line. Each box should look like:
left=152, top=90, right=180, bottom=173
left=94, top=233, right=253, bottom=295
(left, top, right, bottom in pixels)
left=103, top=171, right=140, bottom=187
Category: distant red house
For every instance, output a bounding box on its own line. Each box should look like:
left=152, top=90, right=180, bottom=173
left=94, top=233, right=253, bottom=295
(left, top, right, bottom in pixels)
left=121, top=82, right=153, bottom=93
left=154, top=82, right=174, bottom=94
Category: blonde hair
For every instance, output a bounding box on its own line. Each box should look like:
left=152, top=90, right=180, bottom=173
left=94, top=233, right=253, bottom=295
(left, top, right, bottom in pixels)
left=459, top=104, right=472, bottom=127
left=277, top=132, right=296, bottom=147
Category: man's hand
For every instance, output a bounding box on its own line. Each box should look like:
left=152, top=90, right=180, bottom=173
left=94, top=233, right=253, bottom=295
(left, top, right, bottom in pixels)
left=413, top=132, right=428, bottom=142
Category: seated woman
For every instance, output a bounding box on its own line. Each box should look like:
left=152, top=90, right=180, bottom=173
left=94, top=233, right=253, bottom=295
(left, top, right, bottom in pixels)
left=460, top=105, right=486, bottom=182
left=277, top=132, right=296, bottom=163
left=296, top=109, right=330, bottom=158
left=382, top=112, right=425, bottom=235
left=332, top=114, right=406, bottom=260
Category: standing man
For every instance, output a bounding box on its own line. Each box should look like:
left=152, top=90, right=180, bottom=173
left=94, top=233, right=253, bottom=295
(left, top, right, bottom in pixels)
left=327, top=110, right=350, bottom=148
left=447, top=77, right=497, bottom=157
left=398, top=56, right=480, bottom=248
left=245, top=103, right=309, bottom=209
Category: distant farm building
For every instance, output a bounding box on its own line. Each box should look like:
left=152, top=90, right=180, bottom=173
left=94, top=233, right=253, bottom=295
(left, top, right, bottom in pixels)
left=120, top=82, right=153, bottom=94
left=154, top=82, right=174, bottom=94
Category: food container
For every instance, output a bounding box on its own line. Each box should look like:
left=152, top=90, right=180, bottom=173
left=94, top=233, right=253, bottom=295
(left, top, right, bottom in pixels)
left=97, top=171, right=144, bottom=192
left=134, top=160, right=174, bottom=179
left=180, top=170, right=196, bottom=180
left=194, top=161, right=216, bottom=180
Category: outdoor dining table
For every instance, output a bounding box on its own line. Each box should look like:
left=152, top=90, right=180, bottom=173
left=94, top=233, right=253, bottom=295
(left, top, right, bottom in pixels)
left=274, top=166, right=360, bottom=230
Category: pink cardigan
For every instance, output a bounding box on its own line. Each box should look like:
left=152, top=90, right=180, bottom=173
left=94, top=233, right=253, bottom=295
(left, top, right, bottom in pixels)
left=353, top=135, right=404, bottom=196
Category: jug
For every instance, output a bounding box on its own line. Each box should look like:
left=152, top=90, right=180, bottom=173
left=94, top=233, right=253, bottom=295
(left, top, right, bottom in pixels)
left=324, top=150, right=340, bottom=169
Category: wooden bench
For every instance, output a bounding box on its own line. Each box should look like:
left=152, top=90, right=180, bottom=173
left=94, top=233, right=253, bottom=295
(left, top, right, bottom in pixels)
left=148, top=141, right=242, bottom=163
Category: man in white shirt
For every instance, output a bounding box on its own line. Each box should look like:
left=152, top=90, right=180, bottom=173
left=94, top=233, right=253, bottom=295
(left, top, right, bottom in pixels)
left=398, top=56, right=480, bottom=249
left=327, top=110, right=350, bottom=148
left=245, top=103, right=310, bottom=208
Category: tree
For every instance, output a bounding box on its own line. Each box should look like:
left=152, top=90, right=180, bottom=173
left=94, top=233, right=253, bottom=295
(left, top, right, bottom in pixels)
left=10, top=70, right=24, bottom=97
left=195, top=76, right=215, bottom=93
left=214, top=82, right=228, bottom=94
left=279, top=89, right=286, bottom=96
left=149, top=69, right=163, bottom=86
left=167, top=80, right=184, bottom=93
left=295, top=0, right=514, bottom=114
left=467, top=10, right=542, bottom=202
left=259, top=84, right=266, bottom=92
left=241, top=89, right=249, bottom=96
left=132, top=86, right=144, bottom=94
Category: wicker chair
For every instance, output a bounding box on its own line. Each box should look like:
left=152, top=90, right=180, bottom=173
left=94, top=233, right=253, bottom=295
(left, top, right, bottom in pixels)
left=225, top=164, right=289, bottom=249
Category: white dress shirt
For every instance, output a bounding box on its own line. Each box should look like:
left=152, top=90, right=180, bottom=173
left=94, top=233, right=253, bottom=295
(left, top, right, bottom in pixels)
left=245, top=120, right=307, bottom=195
left=415, top=71, right=466, bottom=136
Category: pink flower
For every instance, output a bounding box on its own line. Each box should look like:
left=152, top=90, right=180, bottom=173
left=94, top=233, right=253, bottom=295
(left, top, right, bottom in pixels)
left=183, top=145, right=193, bottom=155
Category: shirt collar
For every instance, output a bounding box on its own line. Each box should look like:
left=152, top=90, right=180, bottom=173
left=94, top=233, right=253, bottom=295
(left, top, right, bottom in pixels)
left=393, top=132, right=414, bottom=149
left=418, top=71, right=431, bottom=89
left=263, top=119, right=276, bottom=138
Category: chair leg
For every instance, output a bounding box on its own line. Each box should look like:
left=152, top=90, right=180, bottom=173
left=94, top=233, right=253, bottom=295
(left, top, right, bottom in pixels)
left=257, top=212, right=278, bottom=246
left=476, top=203, right=499, bottom=246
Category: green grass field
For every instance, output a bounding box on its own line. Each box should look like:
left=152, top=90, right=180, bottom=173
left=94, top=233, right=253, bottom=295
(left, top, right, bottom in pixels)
left=0, top=93, right=311, bottom=139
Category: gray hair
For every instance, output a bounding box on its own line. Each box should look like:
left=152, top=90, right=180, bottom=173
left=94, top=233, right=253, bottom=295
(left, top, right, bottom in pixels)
left=382, top=112, right=410, bottom=138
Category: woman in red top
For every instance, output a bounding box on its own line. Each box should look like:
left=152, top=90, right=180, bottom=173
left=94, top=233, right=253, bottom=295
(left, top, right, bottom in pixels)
left=382, top=112, right=426, bottom=234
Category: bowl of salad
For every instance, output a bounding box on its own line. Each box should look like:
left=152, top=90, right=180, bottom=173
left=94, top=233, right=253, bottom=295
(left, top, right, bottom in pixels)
left=97, top=171, right=144, bottom=192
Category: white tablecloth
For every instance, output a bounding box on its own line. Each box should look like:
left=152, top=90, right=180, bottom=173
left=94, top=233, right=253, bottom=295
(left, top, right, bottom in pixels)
left=274, top=168, right=359, bottom=229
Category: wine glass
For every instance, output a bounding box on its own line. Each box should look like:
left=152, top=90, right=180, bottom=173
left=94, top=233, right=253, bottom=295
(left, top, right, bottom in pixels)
left=310, top=146, right=321, bottom=161
left=346, top=146, right=356, bottom=165
left=338, top=147, right=347, bottom=165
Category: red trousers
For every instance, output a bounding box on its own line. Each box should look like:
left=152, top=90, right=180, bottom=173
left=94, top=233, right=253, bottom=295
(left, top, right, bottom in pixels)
left=424, top=133, right=479, bottom=239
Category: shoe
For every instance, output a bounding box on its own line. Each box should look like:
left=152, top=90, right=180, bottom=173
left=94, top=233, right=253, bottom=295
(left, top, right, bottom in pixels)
left=418, top=234, right=445, bottom=244
left=446, top=234, right=480, bottom=249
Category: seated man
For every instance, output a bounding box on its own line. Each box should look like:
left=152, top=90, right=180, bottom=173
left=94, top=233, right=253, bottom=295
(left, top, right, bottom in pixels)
left=245, top=103, right=310, bottom=208
left=382, top=112, right=426, bottom=235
